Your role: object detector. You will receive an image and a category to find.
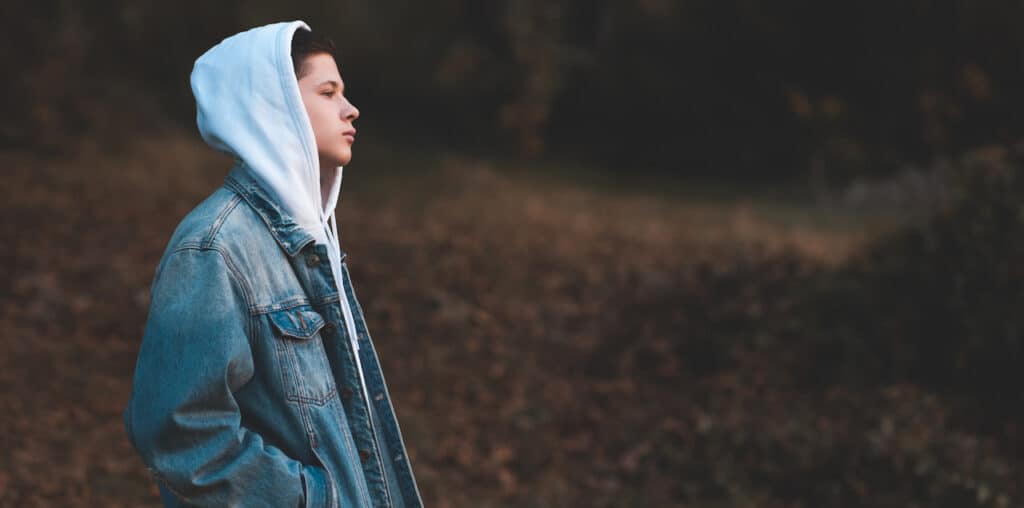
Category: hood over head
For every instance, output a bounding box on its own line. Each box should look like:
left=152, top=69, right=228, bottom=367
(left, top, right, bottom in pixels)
left=190, top=20, right=343, bottom=248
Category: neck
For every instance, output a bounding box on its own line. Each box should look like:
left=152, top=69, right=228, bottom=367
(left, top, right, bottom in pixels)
left=320, top=165, right=338, bottom=213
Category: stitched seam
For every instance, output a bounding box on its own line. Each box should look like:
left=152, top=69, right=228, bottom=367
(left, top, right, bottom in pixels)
left=286, top=387, right=338, bottom=406
left=224, top=174, right=314, bottom=256
left=334, top=407, right=374, bottom=506
left=253, top=294, right=341, bottom=315
left=368, top=419, right=394, bottom=508
left=316, top=338, right=336, bottom=400
left=285, top=335, right=309, bottom=404
left=224, top=177, right=279, bottom=238
left=309, top=335, right=339, bottom=405
left=216, top=248, right=257, bottom=316
left=168, top=246, right=258, bottom=346
left=254, top=297, right=314, bottom=315
left=202, top=194, right=242, bottom=249
left=248, top=311, right=257, bottom=356
left=310, top=444, right=349, bottom=508
left=274, top=328, right=336, bottom=406
left=328, top=400, right=360, bottom=492
left=166, top=245, right=254, bottom=309
left=294, top=399, right=330, bottom=506
left=273, top=345, right=292, bottom=406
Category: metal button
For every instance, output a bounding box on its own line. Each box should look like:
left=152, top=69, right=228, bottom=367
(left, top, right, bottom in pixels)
left=358, top=449, right=371, bottom=463
left=305, top=254, right=321, bottom=267
left=340, top=387, right=353, bottom=400
left=322, top=323, right=336, bottom=335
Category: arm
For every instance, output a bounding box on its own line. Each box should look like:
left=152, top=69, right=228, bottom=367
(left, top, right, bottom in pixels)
left=123, top=247, right=334, bottom=507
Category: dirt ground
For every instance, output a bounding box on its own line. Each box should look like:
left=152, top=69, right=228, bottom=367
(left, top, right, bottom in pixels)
left=1, top=133, right=1020, bottom=507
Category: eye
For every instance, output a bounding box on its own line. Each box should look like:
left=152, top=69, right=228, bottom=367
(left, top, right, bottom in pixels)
left=320, top=90, right=335, bottom=98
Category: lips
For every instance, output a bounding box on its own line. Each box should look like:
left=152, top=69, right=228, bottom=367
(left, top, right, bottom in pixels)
left=343, top=129, right=356, bottom=142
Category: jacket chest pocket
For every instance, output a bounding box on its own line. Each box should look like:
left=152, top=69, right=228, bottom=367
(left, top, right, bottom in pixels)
left=268, top=306, right=337, bottom=405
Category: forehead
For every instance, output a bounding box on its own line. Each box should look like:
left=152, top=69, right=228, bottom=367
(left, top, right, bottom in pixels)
left=299, top=53, right=342, bottom=82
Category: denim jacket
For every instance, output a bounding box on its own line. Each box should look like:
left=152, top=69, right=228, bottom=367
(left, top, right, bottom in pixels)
left=124, top=165, right=424, bottom=507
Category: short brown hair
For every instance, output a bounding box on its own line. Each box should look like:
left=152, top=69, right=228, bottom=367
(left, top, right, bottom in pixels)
left=291, top=29, right=338, bottom=79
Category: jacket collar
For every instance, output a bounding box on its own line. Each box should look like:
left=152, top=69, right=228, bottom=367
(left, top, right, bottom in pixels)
left=224, top=162, right=317, bottom=257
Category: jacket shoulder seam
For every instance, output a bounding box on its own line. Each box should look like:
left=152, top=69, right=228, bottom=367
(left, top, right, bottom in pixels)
left=167, top=245, right=257, bottom=320
left=201, top=193, right=243, bottom=249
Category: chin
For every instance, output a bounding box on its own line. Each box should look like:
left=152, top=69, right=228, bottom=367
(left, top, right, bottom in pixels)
left=337, top=149, right=352, bottom=166
left=323, top=151, right=352, bottom=168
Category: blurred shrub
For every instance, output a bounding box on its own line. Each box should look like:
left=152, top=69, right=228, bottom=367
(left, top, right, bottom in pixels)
left=0, top=1, right=241, bottom=152
left=805, top=143, right=1024, bottom=413
left=8, top=1, right=1024, bottom=176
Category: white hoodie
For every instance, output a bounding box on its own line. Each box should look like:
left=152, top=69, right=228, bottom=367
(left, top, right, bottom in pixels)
left=189, top=20, right=370, bottom=411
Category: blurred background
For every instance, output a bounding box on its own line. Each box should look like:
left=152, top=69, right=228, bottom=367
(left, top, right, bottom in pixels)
left=2, top=1, right=1023, bottom=506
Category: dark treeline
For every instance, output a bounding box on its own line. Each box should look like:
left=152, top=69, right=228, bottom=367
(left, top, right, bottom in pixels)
left=4, top=0, right=1023, bottom=179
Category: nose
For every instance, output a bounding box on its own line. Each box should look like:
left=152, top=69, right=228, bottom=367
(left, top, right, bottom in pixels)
left=344, top=100, right=359, bottom=122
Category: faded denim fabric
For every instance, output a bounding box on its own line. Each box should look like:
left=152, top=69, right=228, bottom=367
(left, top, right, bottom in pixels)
left=124, top=164, right=423, bottom=507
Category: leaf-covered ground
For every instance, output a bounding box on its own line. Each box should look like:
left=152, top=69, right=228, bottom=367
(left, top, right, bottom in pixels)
left=1, top=134, right=1020, bottom=507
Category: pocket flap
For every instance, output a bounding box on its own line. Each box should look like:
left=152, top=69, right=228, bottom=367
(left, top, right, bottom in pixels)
left=268, top=307, right=325, bottom=340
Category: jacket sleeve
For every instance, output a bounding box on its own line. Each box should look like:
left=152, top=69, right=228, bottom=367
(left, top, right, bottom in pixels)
left=123, top=247, right=335, bottom=508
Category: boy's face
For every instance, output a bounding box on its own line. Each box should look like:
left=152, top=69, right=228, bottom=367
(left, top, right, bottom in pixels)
left=297, top=53, right=359, bottom=169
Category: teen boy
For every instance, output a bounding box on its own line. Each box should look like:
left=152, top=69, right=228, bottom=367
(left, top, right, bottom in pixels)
left=124, top=21, right=422, bottom=507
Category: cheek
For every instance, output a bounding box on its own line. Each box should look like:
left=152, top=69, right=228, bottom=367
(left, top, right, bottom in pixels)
left=311, top=113, right=333, bottom=140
